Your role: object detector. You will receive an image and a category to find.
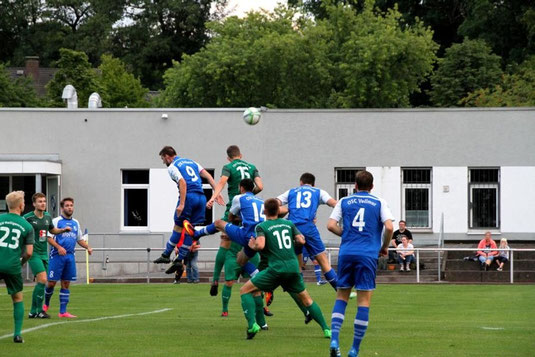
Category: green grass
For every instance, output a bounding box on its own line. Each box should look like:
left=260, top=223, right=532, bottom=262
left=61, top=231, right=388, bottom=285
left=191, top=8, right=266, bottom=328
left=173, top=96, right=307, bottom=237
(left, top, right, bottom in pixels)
left=1, top=283, right=534, bottom=356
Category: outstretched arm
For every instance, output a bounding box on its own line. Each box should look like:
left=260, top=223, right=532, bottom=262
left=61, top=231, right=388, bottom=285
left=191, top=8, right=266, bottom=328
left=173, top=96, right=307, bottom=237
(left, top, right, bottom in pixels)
left=253, top=177, right=263, bottom=194
left=201, top=170, right=224, bottom=206
left=327, top=218, right=342, bottom=237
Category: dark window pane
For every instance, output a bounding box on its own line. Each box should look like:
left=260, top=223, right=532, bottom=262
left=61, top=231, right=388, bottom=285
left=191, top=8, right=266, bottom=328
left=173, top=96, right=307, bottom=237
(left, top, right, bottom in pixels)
left=470, top=169, right=498, bottom=183
left=338, top=188, right=349, bottom=199
left=124, top=189, right=148, bottom=226
left=12, top=176, right=36, bottom=214
left=201, top=169, right=215, bottom=184
left=336, top=169, right=363, bottom=183
left=0, top=177, right=9, bottom=213
left=122, top=170, right=149, bottom=184
left=202, top=188, right=213, bottom=225
left=405, top=188, right=429, bottom=227
left=403, top=169, right=431, bottom=183
left=472, top=188, right=497, bottom=228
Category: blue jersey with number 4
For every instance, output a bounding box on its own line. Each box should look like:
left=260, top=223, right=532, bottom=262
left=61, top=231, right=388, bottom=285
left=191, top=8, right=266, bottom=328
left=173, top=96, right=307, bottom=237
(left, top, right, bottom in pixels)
left=168, top=156, right=204, bottom=195
left=230, top=192, right=265, bottom=233
left=330, top=192, right=394, bottom=258
left=277, top=185, right=332, bottom=225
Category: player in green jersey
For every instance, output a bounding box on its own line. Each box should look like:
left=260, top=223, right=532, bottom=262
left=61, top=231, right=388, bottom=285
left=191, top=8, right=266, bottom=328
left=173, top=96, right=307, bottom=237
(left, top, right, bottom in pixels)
left=23, top=193, right=71, bottom=318
left=206, top=145, right=263, bottom=296
left=0, top=191, right=34, bottom=343
left=239, top=198, right=330, bottom=340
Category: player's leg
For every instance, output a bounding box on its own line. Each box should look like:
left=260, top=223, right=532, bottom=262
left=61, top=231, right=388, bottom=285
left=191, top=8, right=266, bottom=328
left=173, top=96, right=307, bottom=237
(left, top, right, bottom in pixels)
left=222, top=255, right=239, bottom=317
left=58, top=255, right=77, bottom=318
left=2, top=273, right=25, bottom=343
left=312, top=259, right=327, bottom=285
left=44, top=255, right=63, bottom=311
left=28, top=256, right=49, bottom=318
left=211, top=237, right=230, bottom=296
left=295, top=289, right=330, bottom=337
left=330, top=253, right=355, bottom=357
left=301, top=224, right=337, bottom=289
left=239, top=280, right=262, bottom=339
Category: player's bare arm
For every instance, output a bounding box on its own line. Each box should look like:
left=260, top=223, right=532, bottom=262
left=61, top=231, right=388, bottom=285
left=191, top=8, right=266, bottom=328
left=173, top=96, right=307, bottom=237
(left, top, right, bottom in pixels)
left=47, top=236, right=66, bottom=256
left=327, top=218, right=342, bottom=236
left=77, top=240, right=93, bottom=255
left=249, top=235, right=265, bottom=251
left=253, top=177, right=263, bottom=194
left=21, top=244, right=33, bottom=264
left=200, top=169, right=225, bottom=206
left=294, top=233, right=305, bottom=246
left=50, top=226, right=71, bottom=235
left=380, top=219, right=394, bottom=257
left=176, top=178, right=187, bottom=217
left=208, top=175, right=229, bottom=208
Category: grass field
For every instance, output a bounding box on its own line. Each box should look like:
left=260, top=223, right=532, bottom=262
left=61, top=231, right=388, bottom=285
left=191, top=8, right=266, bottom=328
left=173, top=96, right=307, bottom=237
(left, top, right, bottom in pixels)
left=1, top=283, right=534, bottom=356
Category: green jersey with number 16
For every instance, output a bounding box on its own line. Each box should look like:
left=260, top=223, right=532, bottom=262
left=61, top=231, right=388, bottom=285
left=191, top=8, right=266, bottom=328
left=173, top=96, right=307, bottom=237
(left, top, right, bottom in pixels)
left=222, top=159, right=259, bottom=203
left=254, top=218, right=301, bottom=274
left=0, top=213, right=34, bottom=274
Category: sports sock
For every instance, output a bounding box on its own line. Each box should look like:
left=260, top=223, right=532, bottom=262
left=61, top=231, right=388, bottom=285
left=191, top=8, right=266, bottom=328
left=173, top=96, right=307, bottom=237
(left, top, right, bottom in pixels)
left=13, top=301, right=24, bottom=337
left=31, top=282, right=46, bottom=314
left=288, top=292, right=308, bottom=317
left=307, top=301, right=329, bottom=330
left=222, top=284, right=232, bottom=313
left=352, top=306, right=370, bottom=353
left=243, top=262, right=259, bottom=277
left=195, top=223, right=217, bottom=239
left=314, top=264, right=322, bottom=282
left=240, top=293, right=257, bottom=329
left=59, top=289, right=70, bottom=314
left=163, top=230, right=181, bottom=256
left=212, top=247, right=228, bottom=283
left=44, top=286, right=54, bottom=306
left=324, top=269, right=337, bottom=290
left=254, top=295, right=266, bottom=327
left=177, top=234, right=193, bottom=260
left=330, top=299, right=348, bottom=347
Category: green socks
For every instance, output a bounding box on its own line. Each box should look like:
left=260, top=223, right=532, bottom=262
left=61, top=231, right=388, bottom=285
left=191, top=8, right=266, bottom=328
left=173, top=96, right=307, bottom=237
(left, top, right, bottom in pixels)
left=31, top=282, right=46, bottom=314
left=240, top=293, right=257, bottom=329
left=222, top=284, right=232, bottom=313
left=254, top=295, right=266, bottom=327
left=289, top=292, right=308, bottom=317
left=213, top=247, right=228, bottom=283
left=307, top=301, right=329, bottom=330
left=14, top=301, right=24, bottom=337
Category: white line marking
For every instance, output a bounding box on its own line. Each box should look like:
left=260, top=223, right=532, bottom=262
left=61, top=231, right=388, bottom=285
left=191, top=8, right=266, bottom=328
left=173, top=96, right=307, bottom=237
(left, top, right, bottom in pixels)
left=0, top=308, right=172, bottom=340
left=481, top=327, right=504, bottom=330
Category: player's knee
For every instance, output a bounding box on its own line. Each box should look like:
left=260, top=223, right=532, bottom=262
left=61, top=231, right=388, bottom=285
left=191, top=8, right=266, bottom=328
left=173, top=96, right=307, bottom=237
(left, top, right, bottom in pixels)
left=225, top=281, right=234, bottom=287
left=12, top=292, right=23, bottom=303
left=214, top=220, right=226, bottom=231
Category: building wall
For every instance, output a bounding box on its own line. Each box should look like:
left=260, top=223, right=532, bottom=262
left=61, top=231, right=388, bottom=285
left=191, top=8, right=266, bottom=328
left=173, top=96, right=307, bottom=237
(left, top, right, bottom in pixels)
left=1, top=107, right=534, bottom=250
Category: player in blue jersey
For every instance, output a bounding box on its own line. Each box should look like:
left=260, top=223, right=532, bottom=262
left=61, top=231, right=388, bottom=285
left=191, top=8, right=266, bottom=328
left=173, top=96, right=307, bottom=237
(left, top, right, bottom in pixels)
left=277, top=173, right=338, bottom=290
left=43, top=197, right=93, bottom=318
left=327, top=170, right=394, bottom=357
left=154, top=146, right=222, bottom=275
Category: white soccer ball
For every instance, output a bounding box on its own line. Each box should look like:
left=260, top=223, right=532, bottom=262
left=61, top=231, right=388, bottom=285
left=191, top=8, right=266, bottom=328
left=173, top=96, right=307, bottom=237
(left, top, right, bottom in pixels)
left=243, top=107, right=261, bottom=125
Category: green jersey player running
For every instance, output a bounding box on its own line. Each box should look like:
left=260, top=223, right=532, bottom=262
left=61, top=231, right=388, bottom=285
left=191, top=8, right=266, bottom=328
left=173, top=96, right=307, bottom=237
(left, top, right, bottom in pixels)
left=0, top=191, right=34, bottom=343
left=239, top=198, right=330, bottom=340
left=206, top=145, right=263, bottom=296
left=24, top=193, right=71, bottom=319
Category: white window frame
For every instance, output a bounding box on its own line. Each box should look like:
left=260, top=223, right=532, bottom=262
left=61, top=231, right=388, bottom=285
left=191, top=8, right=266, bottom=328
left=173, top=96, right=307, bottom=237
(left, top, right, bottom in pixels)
left=334, top=167, right=365, bottom=200
left=121, top=171, right=149, bottom=231
left=401, top=168, right=432, bottom=230
left=468, top=168, right=500, bottom=231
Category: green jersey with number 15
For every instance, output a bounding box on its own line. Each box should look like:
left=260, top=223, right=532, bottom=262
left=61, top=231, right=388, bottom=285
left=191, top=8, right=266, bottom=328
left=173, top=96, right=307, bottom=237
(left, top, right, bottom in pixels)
left=254, top=218, right=301, bottom=274
left=222, top=159, right=259, bottom=203
left=0, top=213, right=34, bottom=274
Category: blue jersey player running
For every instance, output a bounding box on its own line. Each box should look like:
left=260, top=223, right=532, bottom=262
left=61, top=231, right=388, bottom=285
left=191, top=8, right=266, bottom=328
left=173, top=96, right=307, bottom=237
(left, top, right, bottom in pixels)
left=154, top=146, right=222, bottom=275
left=277, top=173, right=338, bottom=289
left=44, top=197, right=92, bottom=318
left=327, top=170, right=394, bottom=357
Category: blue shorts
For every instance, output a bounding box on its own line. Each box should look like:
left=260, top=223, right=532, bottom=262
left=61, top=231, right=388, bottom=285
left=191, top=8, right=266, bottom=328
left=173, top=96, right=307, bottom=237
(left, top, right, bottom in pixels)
left=336, top=254, right=377, bottom=291
left=48, top=254, right=77, bottom=282
left=224, top=223, right=256, bottom=258
left=174, top=192, right=207, bottom=226
left=294, top=223, right=325, bottom=259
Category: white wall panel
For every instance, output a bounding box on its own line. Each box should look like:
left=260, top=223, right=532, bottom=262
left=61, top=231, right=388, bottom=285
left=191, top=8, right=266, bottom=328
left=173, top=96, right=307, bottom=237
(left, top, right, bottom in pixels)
left=501, top=167, right=535, bottom=232
left=432, top=167, right=468, bottom=233
left=367, top=166, right=401, bottom=223
left=149, top=169, right=178, bottom=232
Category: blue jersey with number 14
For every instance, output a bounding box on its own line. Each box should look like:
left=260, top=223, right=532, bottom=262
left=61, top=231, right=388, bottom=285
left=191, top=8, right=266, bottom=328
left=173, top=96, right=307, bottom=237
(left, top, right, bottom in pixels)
left=230, top=192, right=265, bottom=233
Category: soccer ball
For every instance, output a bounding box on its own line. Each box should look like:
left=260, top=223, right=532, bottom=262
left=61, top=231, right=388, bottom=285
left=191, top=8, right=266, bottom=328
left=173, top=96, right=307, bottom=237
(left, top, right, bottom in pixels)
left=243, top=107, right=261, bottom=125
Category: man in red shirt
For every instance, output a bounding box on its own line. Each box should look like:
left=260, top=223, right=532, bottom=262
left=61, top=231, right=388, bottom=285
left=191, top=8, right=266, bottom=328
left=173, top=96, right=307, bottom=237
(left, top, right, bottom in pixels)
left=477, top=232, right=498, bottom=271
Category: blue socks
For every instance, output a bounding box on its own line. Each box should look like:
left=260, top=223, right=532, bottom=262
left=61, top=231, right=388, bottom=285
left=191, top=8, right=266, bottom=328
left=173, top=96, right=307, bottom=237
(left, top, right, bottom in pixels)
left=352, top=306, right=370, bottom=354
left=194, top=223, right=217, bottom=239
left=44, top=286, right=54, bottom=306
left=243, top=262, right=259, bottom=277
left=324, top=269, right=337, bottom=290
left=164, top=230, right=181, bottom=256
left=59, top=289, right=70, bottom=313
left=314, top=264, right=322, bottom=282
left=330, top=299, right=348, bottom=348
left=177, top=234, right=193, bottom=260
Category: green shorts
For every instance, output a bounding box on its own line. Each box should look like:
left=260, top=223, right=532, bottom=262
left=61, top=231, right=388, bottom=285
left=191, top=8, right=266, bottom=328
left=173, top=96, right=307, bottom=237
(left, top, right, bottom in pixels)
left=0, top=272, right=23, bottom=295
left=29, top=255, right=48, bottom=276
left=224, top=252, right=260, bottom=281
left=221, top=205, right=231, bottom=221
left=251, top=267, right=306, bottom=294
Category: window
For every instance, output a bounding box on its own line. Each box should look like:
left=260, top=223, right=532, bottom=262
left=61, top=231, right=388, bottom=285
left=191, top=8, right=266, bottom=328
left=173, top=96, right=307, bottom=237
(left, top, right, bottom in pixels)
left=469, top=168, right=499, bottom=229
left=335, top=168, right=365, bottom=199
left=402, top=168, right=432, bottom=229
left=122, top=170, right=149, bottom=229
left=201, top=169, right=215, bottom=225
left=0, top=175, right=37, bottom=215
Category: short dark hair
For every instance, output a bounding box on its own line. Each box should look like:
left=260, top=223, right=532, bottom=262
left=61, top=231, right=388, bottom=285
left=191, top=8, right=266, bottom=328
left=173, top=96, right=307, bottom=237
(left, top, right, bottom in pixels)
left=356, top=170, right=373, bottom=191
left=240, top=178, right=255, bottom=193
left=264, top=198, right=279, bottom=216
left=399, top=220, right=406, bottom=224
left=32, top=192, right=46, bottom=203
left=226, top=145, right=241, bottom=158
left=300, top=173, right=315, bottom=185
left=159, top=146, right=177, bottom=156
left=60, top=197, right=74, bottom=207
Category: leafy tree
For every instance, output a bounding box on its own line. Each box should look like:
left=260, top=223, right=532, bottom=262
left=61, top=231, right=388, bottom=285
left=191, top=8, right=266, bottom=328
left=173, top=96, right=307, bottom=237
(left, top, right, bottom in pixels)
left=46, top=48, right=99, bottom=107
left=96, top=54, right=148, bottom=108
left=0, top=64, right=41, bottom=107
left=462, top=56, right=535, bottom=107
left=429, top=39, right=502, bottom=107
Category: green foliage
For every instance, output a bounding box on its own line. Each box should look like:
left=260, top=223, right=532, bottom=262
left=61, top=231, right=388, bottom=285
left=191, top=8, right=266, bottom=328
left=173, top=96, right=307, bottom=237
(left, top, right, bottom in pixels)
left=429, top=39, right=502, bottom=107
left=462, top=56, right=535, bottom=107
left=46, top=48, right=99, bottom=107
left=96, top=54, right=149, bottom=108
left=0, top=64, right=41, bottom=107
left=160, top=1, right=437, bottom=108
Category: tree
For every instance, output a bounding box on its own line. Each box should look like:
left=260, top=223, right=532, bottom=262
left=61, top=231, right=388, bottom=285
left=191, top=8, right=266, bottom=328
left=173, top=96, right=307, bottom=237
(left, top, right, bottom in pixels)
left=462, top=56, right=535, bottom=107
left=0, top=64, right=41, bottom=107
left=160, top=1, right=437, bottom=108
left=96, top=54, right=148, bottom=108
left=429, top=39, right=502, bottom=107
left=46, top=48, right=99, bottom=107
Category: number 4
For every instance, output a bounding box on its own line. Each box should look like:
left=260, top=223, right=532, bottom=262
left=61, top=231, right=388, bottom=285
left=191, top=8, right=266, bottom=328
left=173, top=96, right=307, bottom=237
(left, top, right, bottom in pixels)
left=352, top=208, right=365, bottom=232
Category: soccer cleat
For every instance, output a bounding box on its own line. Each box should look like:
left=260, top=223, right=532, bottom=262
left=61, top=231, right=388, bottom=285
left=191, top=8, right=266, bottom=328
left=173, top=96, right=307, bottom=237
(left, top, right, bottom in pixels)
left=13, top=335, right=24, bottom=343
left=246, top=323, right=261, bottom=340
left=349, top=291, right=357, bottom=299
left=165, top=260, right=184, bottom=275
left=182, top=220, right=195, bottom=237
left=210, top=281, right=219, bottom=296
left=265, top=291, right=274, bottom=306
left=37, top=311, right=51, bottom=319
left=330, top=347, right=341, bottom=357
left=304, top=311, right=313, bottom=325
left=221, top=311, right=228, bottom=317
left=317, top=280, right=328, bottom=286
left=261, top=324, right=268, bottom=330
left=28, top=313, right=38, bottom=319
left=153, top=254, right=171, bottom=264
left=42, top=304, right=49, bottom=312
left=263, top=307, right=273, bottom=317
left=323, top=329, right=332, bottom=338
left=348, top=347, right=359, bottom=357
left=58, top=312, right=77, bottom=318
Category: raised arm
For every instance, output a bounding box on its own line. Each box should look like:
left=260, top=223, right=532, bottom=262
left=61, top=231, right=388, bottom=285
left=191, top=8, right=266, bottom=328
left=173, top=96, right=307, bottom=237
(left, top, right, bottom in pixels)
left=253, top=177, right=263, bottom=194
left=208, top=175, right=229, bottom=208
